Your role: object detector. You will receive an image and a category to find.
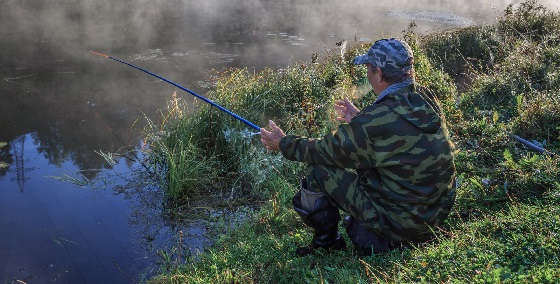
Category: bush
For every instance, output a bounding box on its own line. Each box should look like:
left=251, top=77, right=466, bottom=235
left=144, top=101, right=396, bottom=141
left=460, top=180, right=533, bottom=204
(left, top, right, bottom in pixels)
left=422, top=26, right=507, bottom=76
left=498, top=0, right=560, bottom=43
left=513, top=93, right=560, bottom=144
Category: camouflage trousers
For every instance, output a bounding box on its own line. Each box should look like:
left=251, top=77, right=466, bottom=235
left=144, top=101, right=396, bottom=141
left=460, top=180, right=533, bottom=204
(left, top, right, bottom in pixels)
left=305, top=164, right=453, bottom=243
left=305, top=165, right=380, bottom=233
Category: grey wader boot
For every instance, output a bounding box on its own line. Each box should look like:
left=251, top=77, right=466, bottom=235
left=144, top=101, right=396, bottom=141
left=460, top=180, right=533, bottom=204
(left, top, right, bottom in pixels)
left=292, top=179, right=346, bottom=257
left=343, top=216, right=396, bottom=256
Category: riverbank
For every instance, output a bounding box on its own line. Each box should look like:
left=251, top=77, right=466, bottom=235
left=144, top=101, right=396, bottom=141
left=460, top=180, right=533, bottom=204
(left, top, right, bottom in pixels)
left=147, top=1, right=560, bottom=282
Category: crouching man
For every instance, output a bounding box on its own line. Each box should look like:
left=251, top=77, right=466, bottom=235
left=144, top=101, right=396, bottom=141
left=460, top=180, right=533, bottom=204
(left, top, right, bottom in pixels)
left=260, top=39, right=456, bottom=256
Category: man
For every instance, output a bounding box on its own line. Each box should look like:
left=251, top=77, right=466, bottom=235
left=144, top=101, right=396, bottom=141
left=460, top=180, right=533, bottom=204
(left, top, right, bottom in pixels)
left=260, top=38, right=456, bottom=256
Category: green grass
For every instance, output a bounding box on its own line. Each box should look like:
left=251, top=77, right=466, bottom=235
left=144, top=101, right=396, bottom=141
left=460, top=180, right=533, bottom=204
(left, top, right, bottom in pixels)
left=145, top=1, right=560, bottom=282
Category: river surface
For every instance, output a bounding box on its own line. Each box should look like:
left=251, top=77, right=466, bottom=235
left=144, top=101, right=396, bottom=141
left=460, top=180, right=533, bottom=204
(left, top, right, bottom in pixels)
left=0, top=0, right=549, bottom=282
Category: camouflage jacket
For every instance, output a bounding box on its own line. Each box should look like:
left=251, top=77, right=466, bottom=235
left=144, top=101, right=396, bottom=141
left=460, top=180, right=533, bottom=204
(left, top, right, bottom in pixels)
left=279, top=80, right=456, bottom=241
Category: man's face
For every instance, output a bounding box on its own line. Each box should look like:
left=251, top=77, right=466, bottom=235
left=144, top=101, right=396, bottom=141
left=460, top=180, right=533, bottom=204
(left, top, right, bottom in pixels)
left=366, top=64, right=383, bottom=94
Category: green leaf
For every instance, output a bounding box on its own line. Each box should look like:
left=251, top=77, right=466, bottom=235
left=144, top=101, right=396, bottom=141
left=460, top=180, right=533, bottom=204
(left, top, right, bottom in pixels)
left=503, top=149, right=514, bottom=163
left=469, top=177, right=484, bottom=190
left=0, top=142, right=7, bottom=149
left=492, top=111, right=499, bottom=124
left=516, top=95, right=523, bottom=112
left=519, top=154, right=539, bottom=169
left=503, top=149, right=518, bottom=169
left=0, top=162, right=8, bottom=169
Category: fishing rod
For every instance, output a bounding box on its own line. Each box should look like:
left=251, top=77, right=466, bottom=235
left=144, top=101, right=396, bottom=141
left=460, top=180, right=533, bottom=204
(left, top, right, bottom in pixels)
left=511, top=134, right=558, bottom=157
left=90, top=51, right=261, bottom=132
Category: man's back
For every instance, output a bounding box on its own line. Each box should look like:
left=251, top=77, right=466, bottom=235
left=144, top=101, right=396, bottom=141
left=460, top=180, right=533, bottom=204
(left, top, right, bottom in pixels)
left=356, top=83, right=456, bottom=242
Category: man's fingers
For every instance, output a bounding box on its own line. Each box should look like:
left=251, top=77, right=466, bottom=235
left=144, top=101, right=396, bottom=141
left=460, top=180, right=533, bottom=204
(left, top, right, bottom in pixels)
left=269, top=120, right=278, bottom=129
left=261, top=136, right=272, bottom=148
left=334, top=104, right=347, bottom=115
left=334, top=104, right=345, bottom=110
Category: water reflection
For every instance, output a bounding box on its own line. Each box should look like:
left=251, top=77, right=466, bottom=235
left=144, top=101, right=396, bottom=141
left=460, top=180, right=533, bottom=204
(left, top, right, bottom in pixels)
left=0, top=135, right=214, bottom=282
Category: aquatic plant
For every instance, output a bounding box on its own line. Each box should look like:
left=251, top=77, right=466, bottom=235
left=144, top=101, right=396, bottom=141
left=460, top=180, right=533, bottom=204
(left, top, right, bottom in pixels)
left=48, top=173, right=91, bottom=187
left=143, top=95, right=221, bottom=204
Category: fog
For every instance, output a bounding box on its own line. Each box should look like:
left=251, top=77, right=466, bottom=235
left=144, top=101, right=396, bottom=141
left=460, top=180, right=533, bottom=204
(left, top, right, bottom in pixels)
left=1, top=0, right=558, bottom=172
left=3, top=0, right=559, bottom=72
left=1, top=0, right=541, bottom=61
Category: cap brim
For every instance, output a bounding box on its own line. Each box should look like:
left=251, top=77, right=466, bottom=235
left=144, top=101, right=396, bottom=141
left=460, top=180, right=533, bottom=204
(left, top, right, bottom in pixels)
left=353, top=54, right=370, bottom=65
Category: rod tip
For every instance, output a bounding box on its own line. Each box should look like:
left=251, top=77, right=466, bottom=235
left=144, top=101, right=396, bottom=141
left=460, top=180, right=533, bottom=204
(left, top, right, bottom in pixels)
left=90, top=50, right=109, bottom=58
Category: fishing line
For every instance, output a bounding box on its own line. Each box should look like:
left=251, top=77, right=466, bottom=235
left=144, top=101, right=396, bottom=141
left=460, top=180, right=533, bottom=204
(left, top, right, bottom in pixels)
left=90, top=51, right=261, bottom=132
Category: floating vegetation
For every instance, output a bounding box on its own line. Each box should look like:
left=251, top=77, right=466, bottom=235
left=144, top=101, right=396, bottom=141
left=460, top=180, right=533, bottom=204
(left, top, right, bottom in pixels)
left=95, top=149, right=119, bottom=167
left=204, top=51, right=237, bottom=65
left=130, top=48, right=164, bottom=62
left=3, top=74, right=36, bottom=82
left=52, top=236, right=78, bottom=248
left=171, top=51, right=190, bottom=57
left=48, top=173, right=91, bottom=187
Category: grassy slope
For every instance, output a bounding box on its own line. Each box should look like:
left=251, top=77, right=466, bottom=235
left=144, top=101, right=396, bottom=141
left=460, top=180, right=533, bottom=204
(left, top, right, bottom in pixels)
left=149, top=1, right=560, bottom=282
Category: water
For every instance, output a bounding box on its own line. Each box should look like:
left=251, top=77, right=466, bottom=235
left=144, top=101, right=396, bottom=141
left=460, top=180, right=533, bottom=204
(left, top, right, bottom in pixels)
left=0, top=0, right=547, bottom=282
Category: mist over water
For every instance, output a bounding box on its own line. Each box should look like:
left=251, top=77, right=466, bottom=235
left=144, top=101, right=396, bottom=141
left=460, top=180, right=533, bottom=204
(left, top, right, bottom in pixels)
left=0, top=0, right=530, bottom=65
left=1, top=0, right=559, bottom=282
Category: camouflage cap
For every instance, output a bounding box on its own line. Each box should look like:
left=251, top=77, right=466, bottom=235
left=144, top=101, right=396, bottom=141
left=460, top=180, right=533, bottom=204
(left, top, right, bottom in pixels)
left=353, top=38, right=414, bottom=76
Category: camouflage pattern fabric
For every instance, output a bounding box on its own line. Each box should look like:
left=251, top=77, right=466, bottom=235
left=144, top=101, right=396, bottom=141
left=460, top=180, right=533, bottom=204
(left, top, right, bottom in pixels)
left=279, top=82, right=456, bottom=242
left=353, top=38, right=414, bottom=78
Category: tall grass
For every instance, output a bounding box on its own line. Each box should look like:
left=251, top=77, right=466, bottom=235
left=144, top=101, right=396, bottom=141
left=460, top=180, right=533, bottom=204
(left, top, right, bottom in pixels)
left=143, top=94, right=221, bottom=203
left=147, top=1, right=560, bottom=282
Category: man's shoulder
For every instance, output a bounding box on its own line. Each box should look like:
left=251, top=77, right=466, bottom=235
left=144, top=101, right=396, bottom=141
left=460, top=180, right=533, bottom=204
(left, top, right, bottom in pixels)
left=358, top=87, right=410, bottom=116
left=379, top=84, right=440, bottom=114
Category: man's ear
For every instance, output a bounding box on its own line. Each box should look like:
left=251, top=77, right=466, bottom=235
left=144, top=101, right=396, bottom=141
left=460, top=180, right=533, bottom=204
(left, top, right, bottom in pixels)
left=374, top=67, right=383, bottom=83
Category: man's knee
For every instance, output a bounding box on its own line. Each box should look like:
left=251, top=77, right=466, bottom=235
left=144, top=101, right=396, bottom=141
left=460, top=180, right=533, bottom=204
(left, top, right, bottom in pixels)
left=306, top=165, right=356, bottom=194
left=299, top=179, right=328, bottom=212
left=292, top=179, right=340, bottom=228
left=305, top=165, right=331, bottom=194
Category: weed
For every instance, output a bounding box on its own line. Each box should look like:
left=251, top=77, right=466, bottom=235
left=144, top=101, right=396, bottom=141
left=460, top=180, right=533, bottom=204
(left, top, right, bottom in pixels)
left=48, top=173, right=91, bottom=187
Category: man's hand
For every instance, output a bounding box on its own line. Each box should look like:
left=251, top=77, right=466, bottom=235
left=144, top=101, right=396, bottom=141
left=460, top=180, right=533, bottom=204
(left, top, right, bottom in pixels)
left=260, top=120, right=286, bottom=152
left=334, top=98, right=360, bottom=123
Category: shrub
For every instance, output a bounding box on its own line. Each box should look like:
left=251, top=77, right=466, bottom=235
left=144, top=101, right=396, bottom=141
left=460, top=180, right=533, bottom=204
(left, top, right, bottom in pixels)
left=422, top=26, right=507, bottom=76
left=498, top=0, right=560, bottom=43
left=513, top=93, right=560, bottom=144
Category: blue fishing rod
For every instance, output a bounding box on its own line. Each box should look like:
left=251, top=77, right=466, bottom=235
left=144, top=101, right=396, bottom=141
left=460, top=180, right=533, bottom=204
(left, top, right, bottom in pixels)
left=90, top=51, right=261, bottom=132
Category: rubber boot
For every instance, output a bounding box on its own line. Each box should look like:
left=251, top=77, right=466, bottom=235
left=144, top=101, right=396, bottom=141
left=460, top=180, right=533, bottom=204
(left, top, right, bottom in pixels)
left=292, top=181, right=346, bottom=257
left=343, top=216, right=392, bottom=256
